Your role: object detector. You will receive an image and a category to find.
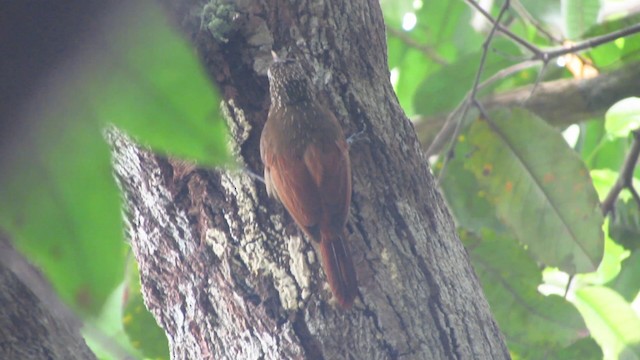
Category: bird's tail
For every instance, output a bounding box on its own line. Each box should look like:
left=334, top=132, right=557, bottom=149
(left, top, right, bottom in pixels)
left=319, top=230, right=358, bottom=308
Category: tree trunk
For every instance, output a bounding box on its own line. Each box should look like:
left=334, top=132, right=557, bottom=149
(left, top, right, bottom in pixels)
left=110, top=0, right=510, bottom=358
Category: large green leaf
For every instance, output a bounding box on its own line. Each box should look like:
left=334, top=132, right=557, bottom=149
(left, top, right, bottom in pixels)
left=561, top=0, right=600, bottom=40
left=413, top=39, right=520, bottom=116
left=573, top=286, right=640, bottom=360
left=0, top=0, right=228, bottom=314
left=123, top=257, right=169, bottom=359
left=607, top=250, right=640, bottom=302
left=605, top=97, right=640, bottom=139
left=465, top=108, right=604, bottom=273
left=0, top=116, right=124, bottom=314
left=439, top=110, right=506, bottom=233
left=465, top=230, right=589, bottom=358
left=90, top=1, right=229, bottom=166
left=583, top=13, right=640, bottom=67
left=609, top=198, right=640, bottom=251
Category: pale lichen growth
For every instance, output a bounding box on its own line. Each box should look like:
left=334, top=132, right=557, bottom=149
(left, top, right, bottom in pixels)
left=205, top=228, right=229, bottom=258
left=271, top=267, right=300, bottom=310
left=221, top=99, right=252, bottom=159
left=287, top=235, right=312, bottom=302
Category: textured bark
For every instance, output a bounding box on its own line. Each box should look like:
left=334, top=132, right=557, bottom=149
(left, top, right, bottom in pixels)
left=110, top=0, right=510, bottom=359
left=416, top=62, right=640, bottom=151
left=0, top=234, right=97, bottom=360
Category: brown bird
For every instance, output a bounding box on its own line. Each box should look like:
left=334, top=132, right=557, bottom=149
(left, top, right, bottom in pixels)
left=260, top=53, right=357, bottom=308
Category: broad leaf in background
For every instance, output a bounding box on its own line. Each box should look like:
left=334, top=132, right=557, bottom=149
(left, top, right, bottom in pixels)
left=584, top=13, right=640, bottom=67
left=580, top=120, right=628, bottom=171
left=465, top=108, right=604, bottom=273
left=413, top=39, right=520, bottom=117
left=0, top=111, right=124, bottom=314
left=464, top=230, right=593, bottom=359
left=607, top=251, right=640, bottom=302
left=561, top=0, right=600, bottom=40
left=573, top=286, right=640, bottom=360
left=439, top=109, right=506, bottom=233
left=605, top=97, right=640, bottom=138
left=0, top=0, right=228, bottom=317
left=89, top=1, right=229, bottom=165
left=609, top=199, right=640, bottom=251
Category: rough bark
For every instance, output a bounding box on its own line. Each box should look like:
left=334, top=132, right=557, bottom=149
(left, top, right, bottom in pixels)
left=0, top=234, right=97, bottom=360
left=416, top=62, right=640, bottom=151
left=110, top=0, right=510, bottom=359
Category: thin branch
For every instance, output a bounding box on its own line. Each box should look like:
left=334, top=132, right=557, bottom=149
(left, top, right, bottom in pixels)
left=386, top=27, right=448, bottom=65
left=429, top=0, right=640, bottom=161
left=544, top=23, right=640, bottom=60
left=511, top=0, right=563, bottom=45
left=434, top=0, right=510, bottom=178
left=426, top=59, right=541, bottom=157
left=601, top=130, right=640, bottom=216
left=466, top=0, right=640, bottom=63
left=464, top=0, right=540, bottom=55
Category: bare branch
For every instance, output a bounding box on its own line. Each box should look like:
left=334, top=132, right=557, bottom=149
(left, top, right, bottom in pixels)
left=427, top=0, right=640, bottom=159
left=602, top=130, right=640, bottom=216
left=386, top=27, right=448, bottom=65
left=419, top=62, right=640, bottom=153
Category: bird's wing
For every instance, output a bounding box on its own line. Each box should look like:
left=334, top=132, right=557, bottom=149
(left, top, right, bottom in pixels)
left=303, top=138, right=351, bottom=230
left=268, top=153, right=322, bottom=232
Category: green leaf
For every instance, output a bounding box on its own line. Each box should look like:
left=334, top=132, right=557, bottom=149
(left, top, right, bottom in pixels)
left=573, top=286, right=640, bottom=359
left=581, top=120, right=629, bottom=171
left=609, top=198, right=640, bottom=251
left=583, top=13, right=640, bottom=67
left=0, top=112, right=125, bottom=314
left=123, top=258, right=169, bottom=359
left=607, top=250, right=640, bottom=302
left=466, top=108, right=604, bottom=273
left=552, top=337, right=603, bottom=360
left=90, top=1, right=229, bottom=166
left=413, top=39, right=520, bottom=116
left=84, top=283, right=144, bottom=359
left=467, top=230, right=589, bottom=358
left=439, top=110, right=506, bottom=233
left=562, top=0, right=600, bottom=40
left=0, top=0, right=229, bottom=315
left=605, top=97, right=640, bottom=139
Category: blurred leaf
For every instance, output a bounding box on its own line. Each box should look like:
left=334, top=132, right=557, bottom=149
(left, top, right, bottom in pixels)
left=0, top=109, right=125, bottom=314
left=380, top=0, right=415, bottom=30
left=123, top=258, right=169, bottom=360
left=91, top=1, right=229, bottom=166
left=467, top=230, right=589, bottom=358
left=581, top=120, right=629, bottom=171
left=415, top=0, right=483, bottom=56
left=605, top=97, right=640, bottom=139
left=584, top=13, right=640, bottom=67
left=465, top=108, right=604, bottom=273
left=413, top=39, right=520, bottom=116
left=0, top=0, right=228, bottom=314
left=518, top=0, right=562, bottom=32
left=609, top=198, right=640, bottom=251
left=389, top=43, right=434, bottom=116
left=573, top=286, right=640, bottom=359
left=607, top=251, right=640, bottom=302
left=552, top=337, right=603, bottom=360
left=84, top=283, right=144, bottom=359
left=562, top=0, right=600, bottom=40
left=439, top=109, right=506, bottom=233
left=577, top=222, right=628, bottom=286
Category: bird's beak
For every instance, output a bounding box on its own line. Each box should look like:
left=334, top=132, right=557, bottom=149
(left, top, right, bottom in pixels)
left=271, top=50, right=281, bottom=62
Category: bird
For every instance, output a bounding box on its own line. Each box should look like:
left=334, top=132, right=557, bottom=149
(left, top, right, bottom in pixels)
left=260, top=52, right=358, bottom=308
